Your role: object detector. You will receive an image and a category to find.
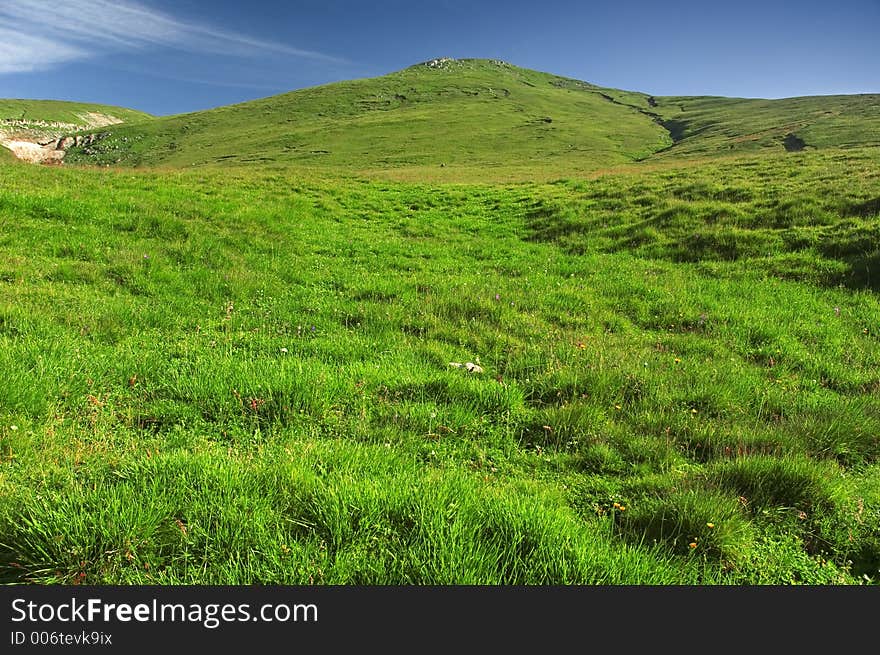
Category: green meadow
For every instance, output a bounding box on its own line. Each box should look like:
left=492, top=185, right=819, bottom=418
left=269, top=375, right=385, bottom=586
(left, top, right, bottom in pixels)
left=1, top=60, right=878, bottom=585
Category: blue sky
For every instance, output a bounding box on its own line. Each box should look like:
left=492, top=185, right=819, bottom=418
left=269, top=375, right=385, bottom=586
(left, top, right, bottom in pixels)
left=1, top=0, right=877, bottom=116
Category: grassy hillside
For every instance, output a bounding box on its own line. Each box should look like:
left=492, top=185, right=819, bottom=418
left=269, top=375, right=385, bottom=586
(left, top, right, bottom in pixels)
left=648, top=94, right=880, bottom=158
left=62, top=59, right=671, bottom=176
left=1, top=99, right=153, bottom=163
left=55, top=60, right=880, bottom=179
left=0, top=99, right=152, bottom=128
left=1, top=147, right=878, bottom=584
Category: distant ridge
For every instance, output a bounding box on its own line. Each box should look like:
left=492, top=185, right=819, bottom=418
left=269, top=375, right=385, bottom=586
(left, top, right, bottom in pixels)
left=0, top=99, right=152, bottom=163
left=55, top=58, right=673, bottom=173
left=4, top=59, right=878, bottom=176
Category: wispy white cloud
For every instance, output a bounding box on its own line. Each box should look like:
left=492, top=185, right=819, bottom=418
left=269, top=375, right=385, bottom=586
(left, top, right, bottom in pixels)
left=0, top=28, right=87, bottom=74
left=0, top=0, right=344, bottom=75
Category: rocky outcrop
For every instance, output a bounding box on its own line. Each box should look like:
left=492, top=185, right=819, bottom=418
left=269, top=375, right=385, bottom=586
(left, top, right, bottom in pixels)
left=424, top=57, right=455, bottom=69
left=55, top=132, right=106, bottom=150
left=1, top=140, right=65, bottom=164
left=0, top=112, right=123, bottom=164
left=0, top=117, right=81, bottom=132
left=2, top=130, right=110, bottom=164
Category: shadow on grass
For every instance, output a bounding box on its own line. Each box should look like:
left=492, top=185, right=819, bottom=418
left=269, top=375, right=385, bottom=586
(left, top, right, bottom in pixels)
left=783, top=133, right=807, bottom=152
left=844, top=197, right=880, bottom=218
left=661, top=119, right=689, bottom=143
left=0, top=552, right=31, bottom=584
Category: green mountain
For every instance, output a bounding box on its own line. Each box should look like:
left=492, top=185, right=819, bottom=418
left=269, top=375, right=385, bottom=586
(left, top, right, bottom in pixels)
left=60, top=59, right=671, bottom=175
left=51, top=58, right=879, bottom=179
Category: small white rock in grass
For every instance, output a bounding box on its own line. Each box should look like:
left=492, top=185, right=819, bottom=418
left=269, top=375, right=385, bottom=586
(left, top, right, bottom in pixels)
left=449, top=360, right=483, bottom=373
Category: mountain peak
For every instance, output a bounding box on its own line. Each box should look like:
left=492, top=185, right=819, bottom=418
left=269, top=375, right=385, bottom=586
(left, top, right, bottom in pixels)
left=420, top=57, right=456, bottom=69
left=411, top=57, right=513, bottom=71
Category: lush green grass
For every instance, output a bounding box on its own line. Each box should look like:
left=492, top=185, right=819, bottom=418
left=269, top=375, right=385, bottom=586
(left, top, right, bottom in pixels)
left=527, top=148, right=880, bottom=290
left=1, top=144, right=878, bottom=584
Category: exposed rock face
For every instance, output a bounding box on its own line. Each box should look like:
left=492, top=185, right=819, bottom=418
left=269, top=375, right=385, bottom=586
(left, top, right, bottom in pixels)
left=2, top=140, right=65, bottom=164
left=3, top=130, right=110, bottom=164
left=0, top=112, right=123, bottom=164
